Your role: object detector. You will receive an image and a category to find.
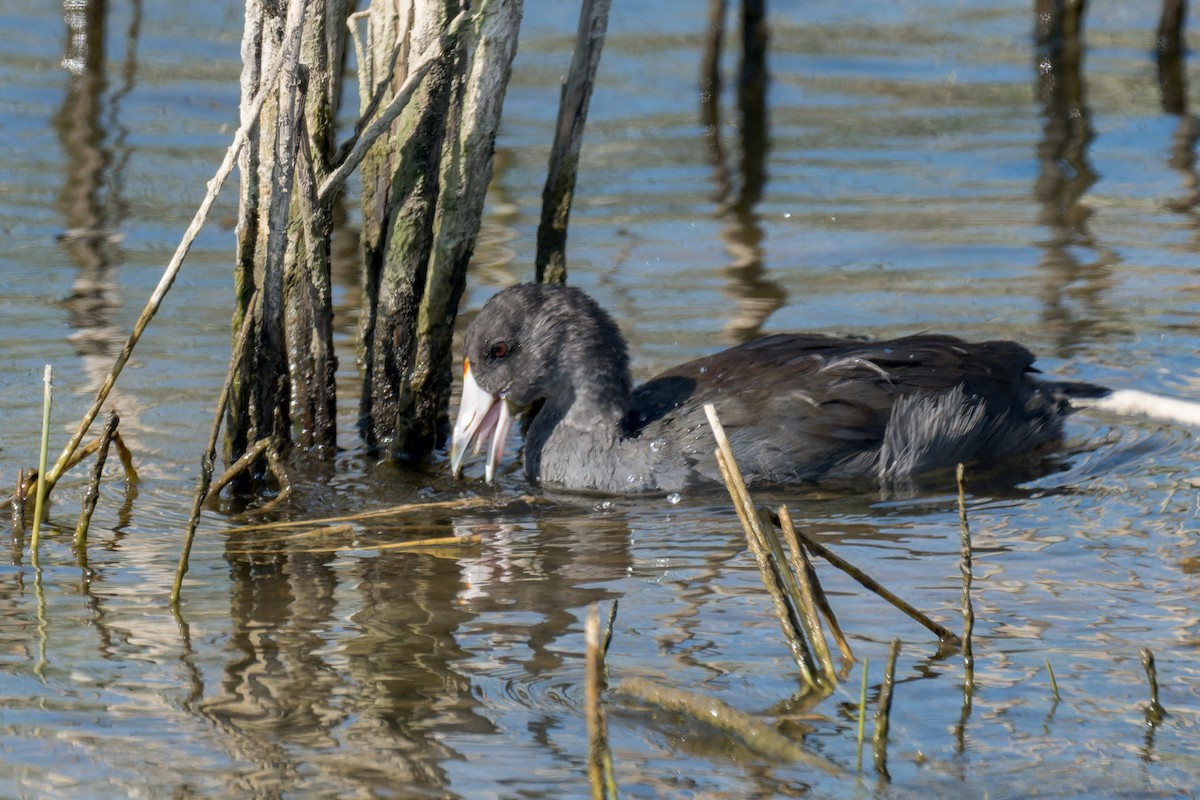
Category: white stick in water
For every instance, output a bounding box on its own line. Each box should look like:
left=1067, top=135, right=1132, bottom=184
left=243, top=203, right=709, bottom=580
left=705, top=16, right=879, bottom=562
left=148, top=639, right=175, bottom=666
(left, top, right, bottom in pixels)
left=1073, top=389, right=1200, bottom=427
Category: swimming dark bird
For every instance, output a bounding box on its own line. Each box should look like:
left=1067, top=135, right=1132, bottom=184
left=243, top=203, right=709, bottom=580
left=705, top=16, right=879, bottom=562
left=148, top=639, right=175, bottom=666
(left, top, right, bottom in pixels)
left=449, top=283, right=1199, bottom=493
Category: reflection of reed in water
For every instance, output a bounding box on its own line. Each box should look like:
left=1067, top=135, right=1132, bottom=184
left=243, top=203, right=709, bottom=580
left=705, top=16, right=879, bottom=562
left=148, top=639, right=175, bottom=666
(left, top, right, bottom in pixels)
left=54, top=0, right=148, bottom=437
left=197, top=548, right=354, bottom=793
left=1154, top=0, right=1200, bottom=407
left=1031, top=0, right=1119, bottom=356
left=1155, top=1, right=1200, bottom=215
left=701, top=0, right=785, bottom=344
left=195, top=505, right=626, bottom=797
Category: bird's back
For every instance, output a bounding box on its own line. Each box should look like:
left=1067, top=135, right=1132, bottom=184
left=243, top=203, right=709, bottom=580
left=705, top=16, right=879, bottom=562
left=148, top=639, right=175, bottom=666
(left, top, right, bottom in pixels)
left=627, top=333, right=1066, bottom=487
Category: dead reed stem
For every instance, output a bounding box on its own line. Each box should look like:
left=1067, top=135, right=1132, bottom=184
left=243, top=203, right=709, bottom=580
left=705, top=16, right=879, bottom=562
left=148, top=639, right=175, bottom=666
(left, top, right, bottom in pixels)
left=30, top=366, right=53, bottom=564
left=206, top=437, right=272, bottom=502
left=706, top=404, right=821, bottom=690
left=778, top=505, right=838, bottom=684
left=111, top=431, right=137, bottom=484
left=254, top=445, right=294, bottom=515
left=11, top=468, right=27, bottom=533
left=319, top=9, right=471, bottom=205
left=800, top=548, right=854, bottom=664
left=777, top=506, right=854, bottom=662
left=1141, top=647, right=1166, bottom=725
left=173, top=291, right=260, bottom=607
left=872, top=638, right=901, bottom=778
left=783, top=521, right=961, bottom=648
left=42, top=38, right=288, bottom=499
left=956, top=463, right=975, bottom=692
left=74, top=410, right=120, bottom=552
left=26, top=425, right=139, bottom=510
left=536, top=0, right=613, bottom=284
left=755, top=504, right=828, bottom=685
left=602, top=598, right=618, bottom=658
left=586, top=604, right=618, bottom=800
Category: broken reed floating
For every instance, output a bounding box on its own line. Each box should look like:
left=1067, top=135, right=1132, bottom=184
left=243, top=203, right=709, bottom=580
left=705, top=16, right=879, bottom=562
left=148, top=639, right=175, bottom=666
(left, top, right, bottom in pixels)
left=956, top=463, right=975, bottom=693
left=617, top=677, right=843, bottom=775
left=585, top=603, right=618, bottom=800
left=223, top=495, right=526, bottom=534
left=188, top=496, right=523, bottom=567
left=222, top=533, right=482, bottom=557
left=873, top=638, right=901, bottom=778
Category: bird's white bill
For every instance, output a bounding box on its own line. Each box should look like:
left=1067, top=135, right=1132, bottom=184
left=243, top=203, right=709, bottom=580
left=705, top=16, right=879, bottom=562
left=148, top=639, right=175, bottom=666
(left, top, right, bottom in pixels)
left=449, top=362, right=514, bottom=482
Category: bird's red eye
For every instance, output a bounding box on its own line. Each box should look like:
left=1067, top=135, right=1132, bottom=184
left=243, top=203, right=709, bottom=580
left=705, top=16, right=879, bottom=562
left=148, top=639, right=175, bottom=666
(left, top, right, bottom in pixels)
left=489, top=341, right=510, bottom=359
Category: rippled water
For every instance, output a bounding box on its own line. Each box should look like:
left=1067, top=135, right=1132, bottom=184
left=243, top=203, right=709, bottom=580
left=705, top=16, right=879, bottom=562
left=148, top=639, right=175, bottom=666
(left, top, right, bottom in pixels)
left=2, top=0, right=1200, bottom=797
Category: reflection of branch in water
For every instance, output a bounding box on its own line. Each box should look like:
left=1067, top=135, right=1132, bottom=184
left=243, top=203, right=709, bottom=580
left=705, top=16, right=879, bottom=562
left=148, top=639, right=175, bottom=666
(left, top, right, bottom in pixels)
left=344, top=548, right=478, bottom=790
left=196, top=550, right=346, bottom=795
left=700, top=0, right=784, bottom=343
left=55, top=0, right=149, bottom=449
left=1034, top=0, right=1094, bottom=235
left=1157, top=0, right=1187, bottom=115
left=104, top=0, right=142, bottom=226
left=56, top=0, right=118, bottom=285
left=1031, top=0, right=1117, bottom=356
left=56, top=0, right=133, bottom=307
left=1156, top=0, right=1200, bottom=215
left=734, top=0, right=767, bottom=220
left=1156, top=3, right=1200, bottom=398
left=700, top=0, right=730, bottom=205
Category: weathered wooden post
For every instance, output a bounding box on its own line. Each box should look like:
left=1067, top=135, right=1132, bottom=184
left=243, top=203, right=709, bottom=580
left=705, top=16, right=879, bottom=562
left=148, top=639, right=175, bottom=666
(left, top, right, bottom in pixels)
left=357, top=0, right=523, bottom=458
left=534, top=0, right=611, bottom=285
left=228, top=0, right=349, bottom=477
left=357, top=0, right=463, bottom=458
left=227, top=0, right=523, bottom=483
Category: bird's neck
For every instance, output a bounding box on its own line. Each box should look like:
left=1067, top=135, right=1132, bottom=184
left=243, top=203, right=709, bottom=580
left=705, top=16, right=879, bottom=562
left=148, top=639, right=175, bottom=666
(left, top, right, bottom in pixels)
left=524, top=361, right=658, bottom=491
left=557, top=353, right=633, bottom=429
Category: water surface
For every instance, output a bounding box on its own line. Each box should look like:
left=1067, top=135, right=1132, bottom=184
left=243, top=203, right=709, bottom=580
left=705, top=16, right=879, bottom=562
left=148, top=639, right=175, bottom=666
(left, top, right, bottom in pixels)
left=1, top=1, right=1199, bottom=797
